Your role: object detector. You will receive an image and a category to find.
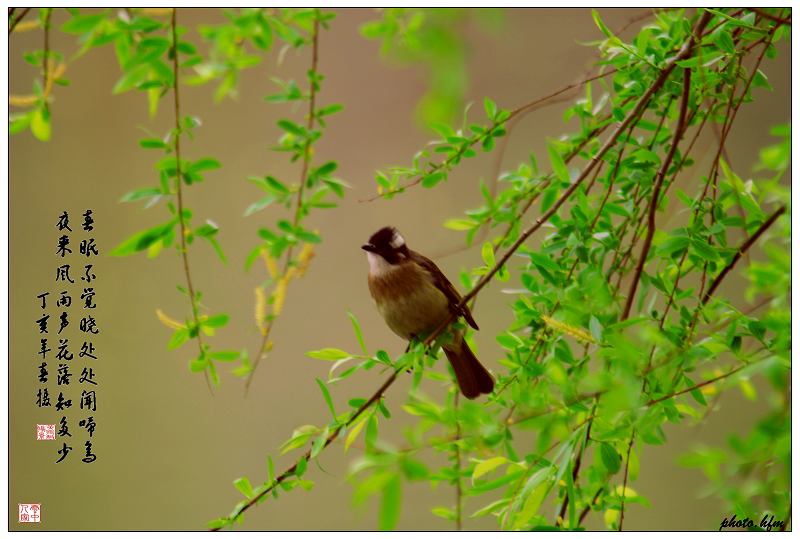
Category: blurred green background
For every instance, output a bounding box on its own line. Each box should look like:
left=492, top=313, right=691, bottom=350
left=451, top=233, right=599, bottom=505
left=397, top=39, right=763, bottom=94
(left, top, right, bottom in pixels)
left=9, top=8, right=790, bottom=530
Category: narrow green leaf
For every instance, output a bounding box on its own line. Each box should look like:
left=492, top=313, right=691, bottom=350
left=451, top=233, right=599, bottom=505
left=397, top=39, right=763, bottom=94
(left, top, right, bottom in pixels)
left=348, top=311, right=368, bottom=355
left=307, top=348, right=351, bottom=360
left=473, top=456, right=508, bottom=481
left=316, top=378, right=336, bottom=419
left=233, top=477, right=255, bottom=499
left=110, top=221, right=175, bottom=256
left=481, top=242, right=495, bottom=267
left=379, top=475, right=402, bottom=530
left=547, top=140, right=570, bottom=184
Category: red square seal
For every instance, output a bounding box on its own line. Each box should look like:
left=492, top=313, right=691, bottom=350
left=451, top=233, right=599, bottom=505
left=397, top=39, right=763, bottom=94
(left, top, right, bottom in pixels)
left=36, top=424, right=55, bottom=440
left=18, top=504, right=41, bottom=523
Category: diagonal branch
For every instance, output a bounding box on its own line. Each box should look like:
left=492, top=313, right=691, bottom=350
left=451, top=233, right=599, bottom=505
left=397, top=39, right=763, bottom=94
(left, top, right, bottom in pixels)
left=212, top=369, right=399, bottom=530
left=620, top=61, right=696, bottom=319
left=701, top=205, right=786, bottom=305
left=8, top=6, right=30, bottom=35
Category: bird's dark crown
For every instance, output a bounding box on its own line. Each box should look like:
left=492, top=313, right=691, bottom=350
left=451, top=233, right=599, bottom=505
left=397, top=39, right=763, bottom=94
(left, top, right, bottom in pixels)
left=368, top=226, right=401, bottom=249
left=362, top=226, right=408, bottom=263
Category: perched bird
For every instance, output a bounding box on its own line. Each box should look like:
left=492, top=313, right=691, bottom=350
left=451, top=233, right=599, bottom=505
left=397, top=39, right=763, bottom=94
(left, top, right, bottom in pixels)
left=362, top=226, right=494, bottom=399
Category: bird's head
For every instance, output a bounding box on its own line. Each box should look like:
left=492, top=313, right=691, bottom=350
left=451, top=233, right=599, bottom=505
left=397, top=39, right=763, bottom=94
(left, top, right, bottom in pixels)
left=362, top=226, right=409, bottom=269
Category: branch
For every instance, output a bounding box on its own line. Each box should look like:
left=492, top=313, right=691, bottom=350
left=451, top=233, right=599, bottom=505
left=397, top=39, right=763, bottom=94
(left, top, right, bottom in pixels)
left=42, top=9, right=51, bottom=99
left=453, top=16, right=709, bottom=321
left=701, top=205, right=786, bottom=305
left=170, top=8, right=212, bottom=392
left=215, top=74, right=656, bottom=521
left=8, top=6, right=30, bottom=35
left=645, top=362, right=751, bottom=407
left=748, top=8, right=791, bottom=26
left=360, top=69, right=617, bottom=203
left=245, top=12, right=321, bottom=393
left=620, top=11, right=708, bottom=319
left=212, top=369, right=399, bottom=530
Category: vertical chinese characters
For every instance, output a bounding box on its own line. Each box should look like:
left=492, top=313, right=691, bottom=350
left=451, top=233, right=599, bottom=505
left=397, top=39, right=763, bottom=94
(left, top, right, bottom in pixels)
left=40, top=210, right=99, bottom=464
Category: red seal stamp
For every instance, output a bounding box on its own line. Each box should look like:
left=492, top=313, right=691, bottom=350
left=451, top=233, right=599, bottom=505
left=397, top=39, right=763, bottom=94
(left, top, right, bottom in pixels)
left=18, top=504, right=41, bottom=523
left=36, top=424, right=55, bottom=440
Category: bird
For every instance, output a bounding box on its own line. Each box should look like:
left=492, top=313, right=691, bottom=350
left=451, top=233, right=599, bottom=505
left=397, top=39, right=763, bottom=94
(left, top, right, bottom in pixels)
left=362, top=226, right=494, bottom=399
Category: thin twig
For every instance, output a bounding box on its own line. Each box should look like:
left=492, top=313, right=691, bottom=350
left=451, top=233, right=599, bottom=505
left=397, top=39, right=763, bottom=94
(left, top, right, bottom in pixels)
left=701, top=206, right=786, bottom=305
left=748, top=8, right=791, bottom=26
left=360, top=69, right=617, bottom=203
left=8, top=6, right=30, bottom=35
left=245, top=12, right=321, bottom=393
left=621, top=57, right=697, bottom=320
left=170, top=9, right=212, bottom=392
left=42, top=9, right=51, bottom=99
left=645, top=363, right=750, bottom=407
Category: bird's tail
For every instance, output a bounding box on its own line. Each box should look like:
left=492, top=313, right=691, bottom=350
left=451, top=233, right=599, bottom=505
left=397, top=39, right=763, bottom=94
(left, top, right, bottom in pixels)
left=443, top=338, right=494, bottom=399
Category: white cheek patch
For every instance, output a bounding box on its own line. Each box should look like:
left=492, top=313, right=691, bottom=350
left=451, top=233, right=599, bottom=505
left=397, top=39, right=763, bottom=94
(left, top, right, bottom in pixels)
left=390, top=232, right=405, bottom=249
left=367, top=251, right=395, bottom=276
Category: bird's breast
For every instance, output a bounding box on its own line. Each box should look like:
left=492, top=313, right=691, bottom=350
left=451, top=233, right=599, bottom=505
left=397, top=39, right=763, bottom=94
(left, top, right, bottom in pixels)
left=368, top=262, right=450, bottom=341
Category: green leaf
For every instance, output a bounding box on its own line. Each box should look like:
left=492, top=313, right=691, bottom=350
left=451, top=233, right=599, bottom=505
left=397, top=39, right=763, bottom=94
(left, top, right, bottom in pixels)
left=139, top=138, right=169, bottom=150
left=60, top=14, right=104, bottom=34
left=484, top=97, right=498, bottom=120
left=233, top=477, right=255, bottom=499
left=9, top=113, right=31, bottom=135
left=206, top=518, right=228, bottom=529
left=481, top=242, right=495, bottom=267
left=120, top=187, right=162, bottom=203
left=444, top=218, right=475, bottom=231
left=188, top=158, right=222, bottom=173
left=547, top=140, right=570, bottom=184
left=345, top=414, right=369, bottom=451
left=591, top=9, right=614, bottom=38
left=316, top=378, right=336, bottom=419
left=599, top=443, right=621, bottom=474
left=589, top=316, right=603, bottom=343
left=31, top=106, right=51, bottom=142
left=379, top=475, right=402, bottom=530
left=209, top=350, right=240, bottom=362
left=348, top=311, right=368, bottom=355
left=431, top=506, right=455, bottom=521
left=473, top=456, right=508, bottom=481
left=306, top=348, right=351, bottom=360
left=529, top=252, right=560, bottom=273
left=277, top=119, right=305, bottom=136
left=203, top=314, right=230, bottom=328
left=110, top=221, right=175, bottom=256
left=421, top=171, right=445, bottom=188
left=690, top=238, right=719, bottom=262
left=112, top=63, right=150, bottom=94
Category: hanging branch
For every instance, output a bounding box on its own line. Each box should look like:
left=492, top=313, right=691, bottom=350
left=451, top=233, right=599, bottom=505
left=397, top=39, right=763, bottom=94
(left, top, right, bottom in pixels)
left=620, top=65, right=697, bottom=319
left=245, top=12, right=321, bottom=393
left=170, top=8, right=211, bottom=391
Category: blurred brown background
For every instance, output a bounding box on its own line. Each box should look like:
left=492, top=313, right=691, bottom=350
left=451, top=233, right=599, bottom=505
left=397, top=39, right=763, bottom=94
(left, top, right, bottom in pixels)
left=9, top=8, right=790, bottom=531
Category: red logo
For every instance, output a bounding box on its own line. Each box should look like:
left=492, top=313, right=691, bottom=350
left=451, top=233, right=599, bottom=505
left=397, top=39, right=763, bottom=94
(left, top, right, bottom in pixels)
left=18, top=504, right=41, bottom=523
left=36, top=424, right=56, bottom=440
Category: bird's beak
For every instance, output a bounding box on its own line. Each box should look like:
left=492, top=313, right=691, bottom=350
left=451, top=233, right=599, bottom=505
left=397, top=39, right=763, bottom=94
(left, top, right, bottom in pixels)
left=361, top=243, right=376, bottom=253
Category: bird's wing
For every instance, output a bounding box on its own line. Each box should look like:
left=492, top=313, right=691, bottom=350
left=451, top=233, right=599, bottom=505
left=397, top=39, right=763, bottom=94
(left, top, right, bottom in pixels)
left=413, top=251, right=479, bottom=331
